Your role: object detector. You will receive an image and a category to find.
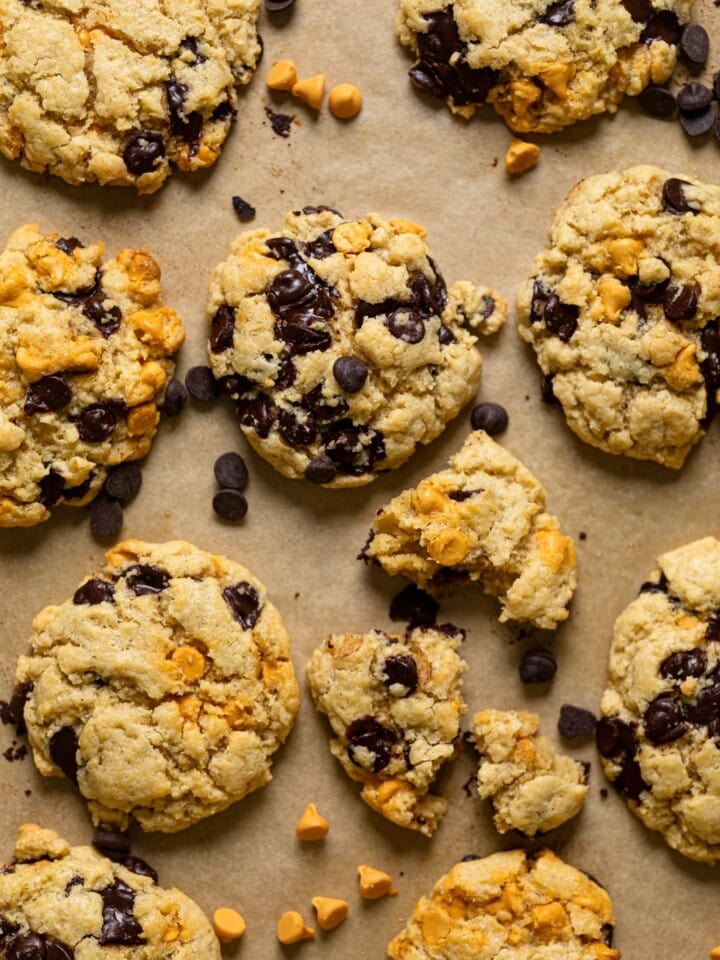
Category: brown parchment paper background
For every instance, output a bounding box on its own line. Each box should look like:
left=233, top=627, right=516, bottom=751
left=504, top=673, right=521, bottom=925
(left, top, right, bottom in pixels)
left=2, top=1, right=720, bottom=956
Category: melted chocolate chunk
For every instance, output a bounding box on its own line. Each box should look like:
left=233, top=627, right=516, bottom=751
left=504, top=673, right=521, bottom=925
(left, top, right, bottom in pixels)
left=122, top=856, right=158, bottom=883
left=235, top=393, right=276, bottom=438
left=64, top=876, right=84, bottom=896
left=24, top=375, right=72, bottom=415
left=304, top=229, right=336, bottom=259
left=305, top=455, right=337, bottom=483
left=639, top=573, right=668, bottom=594
left=382, top=656, right=419, bottom=696
left=73, top=579, right=115, bottom=606
left=56, top=237, right=83, bottom=256
left=687, top=682, right=720, bottom=730
left=346, top=716, right=397, bottom=772
left=660, top=648, right=707, bottom=680
left=166, top=80, right=203, bottom=143
left=51, top=271, right=99, bottom=305
left=83, top=290, right=122, bottom=338
left=641, top=10, right=682, bottom=45
left=700, top=320, right=720, bottom=422
left=663, top=282, right=699, bottom=322
left=274, top=356, right=296, bottom=390
left=123, top=132, right=165, bottom=175
left=210, top=305, right=236, bottom=353
left=302, top=384, right=349, bottom=421
left=543, top=293, right=579, bottom=341
left=389, top=584, right=438, bottom=626
left=333, top=356, right=369, bottom=393
left=518, top=648, right=557, bottom=684
left=124, top=565, right=170, bottom=595
left=99, top=880, right=146, bottom=946
left=180, top=35, right=207, bottom=65
left=410, top=11, right=498, bottom=106
left=8, top=683, right=33, bottom=734
left=49, top=726, right=79, bottom=784
left=75, top=402, right=122, bottom=443
left=278, top=408, right=317, bottom=447
left=621, top=0, right=652, bottom=21
left=706, top=613, right=720, bottom=641
left=558, top=704, right=597, bottom=740
left=223, top=582, right=262, bottom=629
left=539, top=0, right=575, bottom=25
left=437, top=324, right=456, bottom=344
left=595, top=716, right=635, bottom=758
left=662, top=177, right=699, bottom=215
left=93, top=829, right=131, bottom=860
left=37, top=470, right=63, bottom=508
left=614, top=756, right=649, bottom=801
left=267, top=266, right=335, bottom=356
left=355, top=268, right=446, bottom=344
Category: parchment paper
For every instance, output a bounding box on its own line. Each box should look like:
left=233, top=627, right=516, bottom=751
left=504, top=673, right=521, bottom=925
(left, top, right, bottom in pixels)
left=1, top=1, right=719, bottom=957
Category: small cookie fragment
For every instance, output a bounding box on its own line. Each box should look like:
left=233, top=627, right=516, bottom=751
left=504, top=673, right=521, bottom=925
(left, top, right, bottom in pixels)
left=307, top=624, right=467, bottom=836
left=358, top=865, right=397, bottom=900
left=387, top=849, right=619, bottom=959
left=328, top=83, right=363, bottom=119
left=277, top=911, right=315, bottom=944
left=311, top=896, right=348, bottom=930
left=296, top=802, right=329, bottom=840
left=361, top=430, right=576, bottom=629
left=472, top=709, right=589, bottom=836
left=213, top=907, right=246, bottom=942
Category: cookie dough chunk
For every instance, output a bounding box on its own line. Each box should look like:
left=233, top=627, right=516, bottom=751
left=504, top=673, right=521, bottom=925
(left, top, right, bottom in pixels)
left=361, top=430, right=576, bottom=629
left=397, top=0, right=692, bottom=133
left=14, top=539, right=300, bottom=832
left=518, top=165, right=720, bottom=469
left=0, top=0, right=261, bottom=193
left=387, top=848, right=619, bottom=959
left=306, top=624, right=467, bottom=836
left=206, top=207, right=506, bottom=487
left=472, top=709, right=588, bottom=836
left=0, top=224, right=184, bottom=527
left=598, top=537, right=720, bottom=863
left=0, top=822, right=221, bottom=958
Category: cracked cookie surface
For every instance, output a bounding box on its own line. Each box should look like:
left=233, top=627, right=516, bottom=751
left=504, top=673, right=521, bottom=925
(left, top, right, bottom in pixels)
left=0, top=0, right=261, bottom=193
left=598, top=537, right=720, bottom=863
left=387, top=848, right=619, bottom=959
left=361, top=430, right=576, bottom=629
left=396, top=0, right=692, bottom=133
left=517, top=165, right=720, bottom=469
left=0, top=224, right=184, bottom=527
left=306, top=624, right=467, bottom=836
left=14, top=539, right=300, bottom=833
left=206, top=206, right=506, bottom=487
left=0, top=823, right=221, bottom=958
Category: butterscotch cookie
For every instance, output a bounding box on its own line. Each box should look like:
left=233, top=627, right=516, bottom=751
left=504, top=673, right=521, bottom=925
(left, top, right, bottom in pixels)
left=517, top=165, right=720, bottom=469
left=0, top=224, right=184, bottom=527
left=472, top=709, right=588, bottom=836
left=360, top=430, right=576, bottom=629
left=598, top=537, right=720, bottom=863
left=0, top=823, right=221, bottom=957
left=306, top=624, right=467, bottom=836
left=396, top=0, right=692, bottom=133
left=206, top=206, right=506, bottom=487
left=14, top=539, right=300, bottom=832
left=387, top=848, right=619, bottom=959
left=0, top=0, right=261, bottom=193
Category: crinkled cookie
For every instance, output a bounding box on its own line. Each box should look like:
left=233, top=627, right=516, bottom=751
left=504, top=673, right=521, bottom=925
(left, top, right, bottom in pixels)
left=472, top=709, right=588, bottom=836
left=0, top=0, right=261, bottom=193
left=360, top=430, right=576, bottom=629
left=0, top=822, right=221, bottom=958
left=306, top=624, right=467, bottom=836
left=14, top=539, right=300, bottom=833
left=598, top=537, right=720, bottom=863
left=206, top=206, right=506, bottom=487
left=387, top=848, right=619, bottom=959
left=396, top=0, right=692, bottom=133
left=518, top=165, right=720, bottom=469
left=0, top=224, right=184, bottom=527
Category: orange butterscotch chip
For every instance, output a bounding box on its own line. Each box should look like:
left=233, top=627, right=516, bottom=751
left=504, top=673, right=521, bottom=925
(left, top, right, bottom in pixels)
left=277, top=911, right=315, bottom=944
left=292, top=75, right=325, bottom=110
left=328, top=83, right=362, bottom=119
left=358, top=865, right=397, bottom=900
left=311, top=896, right=348, bottom=930
left=267, top=59, right=298, bottom=91
left=295, top=802, right=329, bottom=841
left=213, top=907, right=246, bottom=943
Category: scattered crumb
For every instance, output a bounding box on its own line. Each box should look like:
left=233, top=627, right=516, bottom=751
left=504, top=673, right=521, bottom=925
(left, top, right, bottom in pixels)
left=232, top=196, right=256, bottom=221
left=264, top=106, right=295, bottom=138
left=579, top=531, right=587, bottom=541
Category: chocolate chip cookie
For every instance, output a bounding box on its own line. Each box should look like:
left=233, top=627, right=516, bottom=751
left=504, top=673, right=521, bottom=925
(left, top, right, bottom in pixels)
left=0, top=0, right=261, bottom=193
left=206, top=207, right=506, bottom=487
left=14, top=539, right=300, bottom=832
left=306, top=624, right=467, bottom=836
left=518, top=165, right=720, bottom=469
left=0, top=224, right=184, bottom=527
left=361, top=430, right=576, bottom=629
left=598, top=537, right=720, bottom=863
left=387, top=848, right=619, bottom=959
left=397, top=0, right=692, bottom=133
left=0, top=823, right=221, bottom=957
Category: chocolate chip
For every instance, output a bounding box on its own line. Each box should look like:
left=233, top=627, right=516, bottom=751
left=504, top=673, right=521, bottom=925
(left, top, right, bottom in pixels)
left=76, top=403, right=120, bottom=443
left=82, top=290, right=122, bottom=338
left=64, top=876, right=83, bottom=896
left=663, top=281, right=699, bottom=321
left=706, top=613, right=720, bottom=641
left=305, top=455, right=337, bottom=483
left=304, top=229, right=336, bottom=260
left=447, top=489, right=476, bottom=501
left=38, top=470, right=64, bottom=508
left=700, top=320, right=720, bottom=422
left=470, top=401, right=509, bottom=435
left=680, top=23, right=709, bottom=65
left=595, top=716, right=635, bottom=757
left=123, top=132, right=165, bottom=175
left=639, top=573, right=668, bottom=594
left=214, top=452, right=248, bottom=490
left=640, top=10, right=682, bottom=45
left=389, top=584, right=438, bottom=626
left=686, top=682, right=720, bottom=729
left=264, top=106, right=294, bottom=138
left=7, top=933, right=49, bottom=958
left=93, top=829, right=131, bottom=860
left=558, top=704, right=597, bottom=740
left=73, top=579, right=116, bottom=606
left=644, top=693, right=688, bottom=744
left=539, top=0, right=575, bottom=25
left=346, top=716, right=397, bottom=772
left=104, top=463, right=142, bottom=502
left=8, top=683, right=33, bottom=735
left=662, top=177, right=699, bottom=215
left=409, top=11, right=498, bottom=106
left=210, top=305, right=236, bottom=353
left=382, top=656, right=419, bottom=697
left=49, top=726, right=79, bottom=784
left=124, top=565, right=170, bottom=595
left=56, top=237, right=83, bottom=255
left=162, top=378, right=187, bottom=417
left=232, top=196, right=256, bottom=220
left=223, top=581, right=262, bottom=628
left=677, top=81, right=713, bottom=113
left=660, top=648, right=707, bottom=680
left=122, top=856, right=158, bottom=883
left=679, top=104, right=715, bottom=136
left=24, top=375, right=71, bottom=415
left=438, top=324, right=456, bottom=344
left=212, top=489, right=248, bottom=521
left=278, top=408, right=317, bottom=446
left=265, top=0, right=296, bottom=11
left=518, top=648, right=557, bottom=683
left=236, top=393, right=276, bottom=438
left=638, top=85, right=676, bottom=118
left=89, top=494, right=123, bottom=540
left=179, top=35, right=206, bottom=65
left=621, top=0, right=652, bottom=20
left=543, top=294, right=579, bottom=341
left=614, top=756, right=649, bottom=800
left=269, top=269, right=314, bottom=305
left=99, top=880, right=146, bottom=946
left=185, top=366, right=220, bottom=402
left=274, top=357, right=296, bottom=390
left=541, top=373, right=557, bottom=405
left=333, top=356, right=369, bottom=393
left=166, top=80, right=202, bottom=143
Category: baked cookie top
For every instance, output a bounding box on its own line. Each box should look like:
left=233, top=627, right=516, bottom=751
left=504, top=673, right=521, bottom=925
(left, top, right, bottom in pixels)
left=14, top=539, right=300, bottom=833
left=206, top=206, right=506, bottom=487
left=387, top=848, right=619, bottom=959
left=0, top=823, right=221, bottom=958
left=361, top=430, right=576, bottom=629
left=396, top=0, right=692, bottom=133
left=306, top=624, right=467, bottom=836
left=0, top=224, right=184, bottom=527
left=0, top=0, right=261, bottom=193
left=598, top=537, right=720, bottom=863
left=517, top=165, right=720, bottom=469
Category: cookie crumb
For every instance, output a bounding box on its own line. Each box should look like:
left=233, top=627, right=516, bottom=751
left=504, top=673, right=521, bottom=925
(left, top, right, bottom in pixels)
left=292, top=75, right=325, bottom=110
left=267, top=59, right=298, bottom=91
left=213, top=907, right=246, bottom=943
left=328, top=83, right=363, bottom=119
left=264, top=106, right=295, bottom=138
left=295, top=803, right=329, bottom=841
left=358, top=865, right=397, bottom=900
left=277, top=911, right=315, bottom=944
left=505, top=137, right=540, bottom=175
left=311, top=897, right=348, bottom=931
left=232, top=196, right=256, bottom=221
left=579, top=531, right=587, bottom=541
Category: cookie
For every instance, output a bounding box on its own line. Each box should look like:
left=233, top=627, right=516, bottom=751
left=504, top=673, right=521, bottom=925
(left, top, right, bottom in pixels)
left=360, top=430, right=576, bottom=629
left=206, top=207, right=506, bottom=487
left=0, top=224, right=184, bottom=527
left=396, top=0, right=692, bottom=133
left=471, top=709, right=588, bottom=837
left=598, top=537, right=720, bottom=863
left=14, top=539, right=300, bottom=832
left=0, top=822, right=221, bottom=958
left=0, top=0, right=261, bottom=193
left=306, top=624, right=467, bottom=836
left=517, top=165, right=720, bottom=469
left=387, top=848, right=619, bottom=959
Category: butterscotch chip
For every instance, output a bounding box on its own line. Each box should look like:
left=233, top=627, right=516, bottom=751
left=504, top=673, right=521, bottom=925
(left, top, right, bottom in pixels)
left=277, top=911, right=315, bottom=944
left=328, top=83, right=363, bottom=119
left=296, top=802, right=329, bottom=840
left=358, top=865, right=397, bottom=900
left=267, top=59, right=298, bottom=91
left=311, top=896, right=348, bottom=930
left=505, top=138, right=540, bottom=175
left=292, top=74, right=326, bottom=109
left=213, top=907, right=246, bottom=942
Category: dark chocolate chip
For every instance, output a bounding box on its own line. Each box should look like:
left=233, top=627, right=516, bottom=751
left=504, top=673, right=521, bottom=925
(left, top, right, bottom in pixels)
left=345, top=716, right=397, bottom=772
left=687, top=682, right=720, bottom=728
left=677, top=81, right=713, bottom=113
left=614, top=756, right=649, bottom=800
left=185, top=366, right=220, bottom=402
left=387, top=312, right=425, bottom=344
left=389, top=584, right=439, bottom=626
left=644, top=693, right=688, bottom=744
left=541, top=373, right=557, bottom=405
left=104, top=463, right=142, bottom=502
left=640, top=10, right=682, bottom=45
left=595, top=716, right=635, bottom=757
left=214, top=452, right=248, bottom=490
left=447, top=489, right=477, bottom=501
left=99, top=880, right=146, bottom=946
left=304, top=455, right=337, bottom=483
left=539, top=0, right=574, bottom=25
left=122, top=856, right=158, bottom=883
left=223, top=582, right=262, bottom=628
left=38, top=470, right=64, bottom=508
left=82, top=290, right=122, bottom=338
left=89, top=494, right=123, bottom=540
left=264, top=106, right=294, bottom=138
left=232, top=196, right=256, bottom=220
left=166, top=80, right=202, bottom=143
left=123, top=132, right=165, bottom=175
left=274, top=356, right=297, bottom=390
left=700, top=320, right=720, bottom=422
left=63, top=479, right=93, bottom=502
left=124, top=565, right=170, bottom=595
left=73, top=579, right=116, bottom=606
left=24, top=375, right=71, bottom=415
left=8, top=683, right=33, bottom=734
left=679, top=104, right=715, bottom=136
left=265, top=0, right=296, bottom=11
left=236, top=393, right=276, bottom=438
left=639, top=573, right=669, bottom=594
left=56, top=237, right=83, bottom=255
left=558, top=704, right=597, bottom=740
left=680, top=23, right=709, bottom=65
left=64, top=876, right=84, bottom=896
left=278, top=408, right=317, bottom=446
left=210, top=305, right=236, bottom=353
left=662, top=178, right=699, bottom=215
left=470, top=401, right=509, bottom=435
left=543, top=294, right=579, bottom=341
left=211, top=99, right=236, bottom=122
left=333, top=356, right=369, bottom=393
left=410, top=11, right=498, bottom=106
left=663, top=282, right=699, bottom=321
left=179, top=36, right=207, bottom=65
left=93, top=829, right=131, bottom=860
left=162, top=378, right=187, bottom=417
left=621, top=0, right=652, bottom=20
left=518, top=648, right=557, bottom=683
left=706, top=613, right=720, bottom=641
left=304, top=229, right=336, bottom=259
left=638, top=85, right=676, bottom=118
left=382, top=655, right=419, bottom=696
left=76, top=403, right=120, bottom=443
left=49, top=726, right=79, bottom=784
left=212, top=489, right=248, bottom=521
left=438, top=324, right=456, bottom=344
left=660, top=648, right=707, bottom=680
left=7, top=932, right=48, bottom=958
